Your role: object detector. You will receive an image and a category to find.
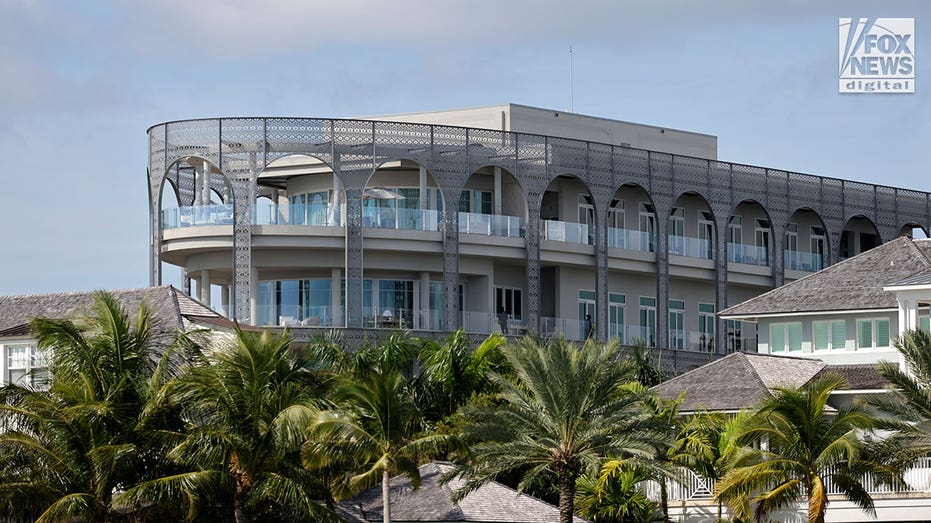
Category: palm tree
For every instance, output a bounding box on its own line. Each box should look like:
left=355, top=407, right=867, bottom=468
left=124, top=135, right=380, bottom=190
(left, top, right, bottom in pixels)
left=715, top=374, right=892, bottom=523
left=455, top=336, right=668, bottom=523
left=418, top=329, right=507, bottom=420
left=872, top=329, right=931, bottom=457
left=575, top=467, right=660, bottom=523
left=305, top=368, right=458, bottom=523
left=116, top=327, right=336, bottom=522
left=0, top=291, right=181, bottom=522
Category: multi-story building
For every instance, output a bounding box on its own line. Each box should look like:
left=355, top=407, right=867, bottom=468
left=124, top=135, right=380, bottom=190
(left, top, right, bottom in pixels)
left=148, top=104, right=931, bottom=370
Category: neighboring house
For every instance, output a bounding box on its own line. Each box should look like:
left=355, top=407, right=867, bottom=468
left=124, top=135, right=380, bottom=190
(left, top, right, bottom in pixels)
left=652, top=352, right=931, bottom=522
left=721, top=235, right=931, bottom=366
left=148, top=104, right=931, bottom=370
left=337, top=461, right=589, bottom=523
left=0, top=285, right=237, bottom=387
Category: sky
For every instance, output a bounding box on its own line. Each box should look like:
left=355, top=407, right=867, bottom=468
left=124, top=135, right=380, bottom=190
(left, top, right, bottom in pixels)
left=0, top=0, right=929, bottom=294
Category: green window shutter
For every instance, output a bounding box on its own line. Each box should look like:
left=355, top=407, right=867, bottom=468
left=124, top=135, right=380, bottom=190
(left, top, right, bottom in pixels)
left=699, top=303, right=715, bottom=314
left=876, top=319, right=890, bottom=348
left=640, top=297, right=655, bottom=307
left=770, top=324, right=786, bottom=352
left=579, top=290, right=596, bottom=301
left=669, top=300, right=685, bottom=310
left=858, top=320, right=873, bottom=349
left=788, top=323, right=802, bottom=351
left=610, top=293, right=625, bottom=304
left=921, top=316, right=930, bottom=333
left=831, top=321, right=846, bottom=350
left=813, top=322, right=829, bottom=351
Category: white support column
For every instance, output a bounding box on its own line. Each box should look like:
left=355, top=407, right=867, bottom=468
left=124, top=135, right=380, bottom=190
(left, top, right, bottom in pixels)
left=897, top=297, right=907, bottom=337
left=494, top=167, right=502, bottom=215
left=332, top=175, right=341, bottom=226
left=420, top=271, right=430, bottom=330
left=906, top=298, right=919, bottom=332
left=221, top=285, right=230, bottom=318
left=331, top=268, right=342, bottom=327
left=199, top=270, right=211, bottom=307
left=249, top=268, right=259, bottom=326
left=200, top=161, right=211, bottom=205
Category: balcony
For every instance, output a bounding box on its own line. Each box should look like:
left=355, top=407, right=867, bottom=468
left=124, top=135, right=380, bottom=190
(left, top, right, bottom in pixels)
left=609, top=324, right=656, bottom=346
left=543, top=220, right=592, bottom=245
left=161, top=204, right=234, bottom=230
left=608, top=228, right=655, bottom=252
left=668, top=235, right=713, bottom=259
left=257, top=304, right=340, bottom=328
left=363, top=207, right=440, bottom=231
left=541, top=317, right=588, bottom=341
left=458, top=212, right=523, bottom=238
left=254, top=202, right=342, bottom=226
left=784, top=250, right=825, bottom=272
left=727, top=243, right=769, bottom=266
left=668, top=330, right=716, bottom=352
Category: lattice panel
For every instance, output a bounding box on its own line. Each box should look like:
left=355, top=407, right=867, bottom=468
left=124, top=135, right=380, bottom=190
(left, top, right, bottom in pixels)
left=344, top=184, right=365, bottom=328
left=264, top=118, right=331, bottom=167
left=785, top=171, right=820, bottom=213
left=730, top=164, right=766, bottom=203
left=613, top=146, right=650, bottom=182
left=843, top=180, right=875, bottom=215
left=897, top=188, right=929, bottom=223
left=516, top=133, right=548, bottom=208
left=165, top=120, right=220, bottom=168
left=707, top=162, right=732, bottom=209
left=588, top=143, right=614, bottom=208
left=875, top=186, right=899, bottom=232
left=175, top=163, right=196, bottom=206
left=149, top=125, right=167, bottom=179
left=467, top=127, right=515, bottom=174
left=373, top=120, right=432, bottom=168
left=443, top=211, right=459, bottom=330
left=332, top=119, right=374, bottom=171
left=820, top=178, right=846, bottom=224
left=431, top=125, right=468, bottom=186
left=650, top=153, right=674, bottom=201
left=549, top=136, right=587, bottom=175
left=672, top=156, right=709, bottom=197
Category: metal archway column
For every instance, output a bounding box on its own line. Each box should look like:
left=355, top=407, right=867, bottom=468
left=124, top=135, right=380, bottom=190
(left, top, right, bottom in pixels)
left=714, top=220, right=729, bottom=355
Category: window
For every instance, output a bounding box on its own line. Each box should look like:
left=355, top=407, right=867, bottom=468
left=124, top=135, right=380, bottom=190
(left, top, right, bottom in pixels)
left=669, top=208, right=685, bottom=255
left=459, top=189, right=492, bottom=214
left=609, top=293, right=625, bottom=342
left=668, top=299, right=685, bottom=350
left=813, top=320, right=846, bottom=350
left=639, top=203, right=656, bottom=252
left=698, top=303, right=715, bottom=352
left=770, top=322, right=802, bottom=352
left=857, top=318, right=890, bottom=349
left=290, top=190, right=332, bottom=225
left=811, top=226, right=826, bottom=271
left=579, top=290, right=595, bottom=339
left=4, top=344, right=48, bottom=388
left=496, top=287, right=523, bottom=320
left=639, top=297, right=656, bottom=347
left=785, top=222, right=799, bottom=269
left=755, top=219, right=770, bottom=264
left=699, top=211, right=715, bottom=259
left=578, top=195, right=595, bottom=243
left=727, top=319, right=744, bottom=353
left=608, top=199, right=625, bottom=229
left=729, top=216, right=742, bottom=245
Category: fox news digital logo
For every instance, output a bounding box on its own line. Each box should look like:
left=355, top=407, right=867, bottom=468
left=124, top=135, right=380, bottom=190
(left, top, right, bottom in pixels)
left=839, top=18, right=915, bottom=93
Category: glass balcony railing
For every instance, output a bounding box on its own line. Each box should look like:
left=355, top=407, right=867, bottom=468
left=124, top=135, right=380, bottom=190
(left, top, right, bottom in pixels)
left=784, top=250, right=825, bottom=272
left=727, top=243, right=770, bottom=266
left=541, top=317, right=588, bottom=341
left=363, top=207, right=440, bottom=231
left=256, top=304, right=340, bottom=327
left=543, top=220, right=592, bottom=245
left=161, top=204, right=235, bottom=230
left=458, top=212, right=523, bottom=238
left=253, top=202, right=342, bottom=226
left=609, top=324, right=656, bottom=346
left=669, top=330, right=716, bottom=352
left=608, top=228, right=655, bottom=252
left=668, top=235, right=714, bottom=259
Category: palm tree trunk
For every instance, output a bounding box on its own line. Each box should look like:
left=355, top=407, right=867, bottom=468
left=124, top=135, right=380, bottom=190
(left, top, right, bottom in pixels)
left=717, top=499, right=723, bottom=522
left=383, top=469, right=392, bottom=523
left=660, top=479, right=670, bottom=523
left=558, top=473, right=575, bottom=523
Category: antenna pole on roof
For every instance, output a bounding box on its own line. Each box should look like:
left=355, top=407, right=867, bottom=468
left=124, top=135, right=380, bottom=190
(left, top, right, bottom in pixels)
left=569, top=45, right=575, bottom=113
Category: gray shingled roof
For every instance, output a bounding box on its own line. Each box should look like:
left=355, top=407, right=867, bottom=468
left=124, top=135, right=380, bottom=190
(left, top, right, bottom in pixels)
left=721, top=236, right=931, bottom=317
left=817, top=364, right=890, bottom=390
left=886, top=268, right=931, bottom=287
left=0, top=285, right=232, bottom=341
left=653, top=352, right=827, bottom=412
left=339, top=462, right=589, bottom=522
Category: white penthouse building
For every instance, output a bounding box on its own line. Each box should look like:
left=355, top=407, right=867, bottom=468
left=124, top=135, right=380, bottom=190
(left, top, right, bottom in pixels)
left=148, top=104, right=931, bottom=369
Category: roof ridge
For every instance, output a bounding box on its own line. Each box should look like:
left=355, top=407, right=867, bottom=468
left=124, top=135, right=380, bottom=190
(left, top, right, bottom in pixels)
left=166, top=286, right=186, bottom=330
left=652, top=352, right=747, bottom=389
left=904, top=235, right=931, bottom=266
left=0, top=284, right=174, bottom=301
